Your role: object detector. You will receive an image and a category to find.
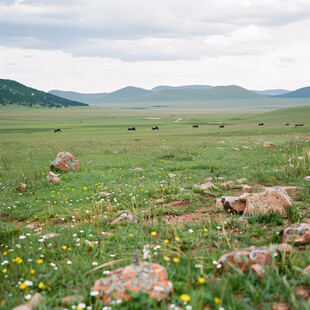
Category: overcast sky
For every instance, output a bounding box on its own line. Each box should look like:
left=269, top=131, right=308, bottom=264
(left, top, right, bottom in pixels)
left=1, top=0, right=310, bottom=93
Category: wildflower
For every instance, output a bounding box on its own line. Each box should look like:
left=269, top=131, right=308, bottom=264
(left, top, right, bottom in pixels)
left=198, top=277, right=205, bottom=284
left=164, top=239, right=169, bottom=244
left=214, top=297, right=221, bottom=305
left=37, top=258, right=43, bottom=264
left=83, top=187, right=87, bottom=190
left=203, top=228, right=208, bottom=232
left=151, top=231, right=157, bottom=236
left=128, top=234, right=133, bottom=237
left=3, top=252, right=7, bottom=256
left=77, top=303, right=86, bottom=310
left=175, top=236, right=180, bottom=242
left=90, top=290, right=99, bottom=296
left=180, top=294, right=191, bottom=302
left=62, top=245, right=68, bottom=250
left=2, top=268, right=7, bottom=273
left=173, top=257, right=179, bottom=263
left=38, top=282, right=45, bottom=289
left=24, top=280, right=33, bottom=286
left=25, top=294, right=32, bottom=300
left=20, top=283, right=27, bottom=290
left=164, top=256, right=170, bottom=261
left=30, top=269, right=35, bottom=274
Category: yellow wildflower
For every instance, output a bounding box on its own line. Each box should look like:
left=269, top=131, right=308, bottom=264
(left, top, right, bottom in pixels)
left=173, top=257, right=179, bottom=263
left=38, top=282, right=45, bottom=289
left=203, top=228, right=208, bottom=232
left=30, top=269, right=35, bottom=275
left=62, top=245, right=67, bottom=250
left=180, top=294, right=191, bottom=302
left=20, top=283, right=27, bottom=290
left=175, top=236, right=180, bottom=242
left=2, top=269, right=7, bottom=273
left=37, top=258, right=43, bottom=264
left=3, top=251, right=7, bottom=256
left=151, top=231, right=157, bottom=236
left=128, top=234, right=133, bottom=237
left=198, top=277, right=205, bottom=284
left=214, top=297, right=221, bottom=305
left=163, top=256, right=170, bottom=261
left=164, top=239, right=169, bottom=244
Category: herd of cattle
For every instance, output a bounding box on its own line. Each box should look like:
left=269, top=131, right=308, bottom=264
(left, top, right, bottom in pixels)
left=54, top=122, right=305, bottom=133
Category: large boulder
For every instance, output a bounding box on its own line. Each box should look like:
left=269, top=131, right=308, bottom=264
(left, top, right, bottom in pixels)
left=92, top=262, right=174, bottom=305
left=50, top=152, right=80, bottom=172
left=280, top=223, right=310, bottom=244
left=221, top=187, right=292, bottom=216
left=218, top=244, right=292, bottom=273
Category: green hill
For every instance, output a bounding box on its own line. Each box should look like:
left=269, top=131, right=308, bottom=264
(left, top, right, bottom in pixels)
left=0, top=79, right=88, bottom=108
left=49, top=90, right=105, bottom=104
left=275, top=86, right=310, bottom=98
left=151, top=85, right=213, bottom=92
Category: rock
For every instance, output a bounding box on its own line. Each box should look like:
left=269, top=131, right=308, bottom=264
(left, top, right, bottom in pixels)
left=16, top=183, right=26, bottom=191
left=100, top=192, right=110, bottom=196
left=241, top=184, right=251, bottom=190
left=221, top=195, right=246, bottom=214
left=12, top=293, right=45, bottom=310
left=233, top=148, right=240, bottom=151
left=109, top=210, right=138, bottom=226
left=236, top=178, right=247, bottom=184
left=43, top=233, right=59, bottom=239
left=271, top=303, right=290, bottom=310
left=199, top=183, right=218, bottom=190
left=220, top=181, right=235, bottom=190
left=50, top=152, right=80, bottom=172
left=218, top=244, right=292, bottom=273
left=293, top=136, right=300, bottom=142
left=217, top=147, right=223, bottom=150
left=134, top=167, right=144, bottom=172
left=295, top=286, right=310, bottom=299
left=263, top=141, right=276, bottom=147
left=168, top=173, right=176, bottom=178
left=92, top=262, right=174, bottom=305
left=242, top=145, right=251, bottom=150
left=136, top=176, right=145, bottom=180
left=305, top=176, right=310, bottom=181
left=204, top=177, right=212, bottom=182
left=47, top=172, right=61, bottom=183
left=250, top=263, right=265, bottom=277
left=243, top=187, right=292, bottom=216
left=62, top=295, right=84, bottom=304
left=303, top=265, right=310, bottom=274
left=280, top=223, right=310, bottom=244
left=156, top=198, right=166, bottom=204
left=218, top=141, right=226, bottom=144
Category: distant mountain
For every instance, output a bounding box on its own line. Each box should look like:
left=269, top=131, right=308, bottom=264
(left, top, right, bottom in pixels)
left=49, top=86, right=153, bottom=104
left=0, top=79, right=87, bottom=108
left=151, top=85, right=213, bottom=92
left=131, top=85, right=265, bottom=103
left=49, top=90, right=105, bottom=104
left=252, top=89, right=290, bottom=96
left=274, top=86, right=310, bottom=98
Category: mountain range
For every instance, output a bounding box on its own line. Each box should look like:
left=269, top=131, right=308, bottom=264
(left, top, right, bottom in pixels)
left=0, top=79, right=88, bottom=108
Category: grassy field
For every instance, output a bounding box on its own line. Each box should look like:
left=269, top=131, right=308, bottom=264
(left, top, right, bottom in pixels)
left=0, top=105, right=310, bottom=309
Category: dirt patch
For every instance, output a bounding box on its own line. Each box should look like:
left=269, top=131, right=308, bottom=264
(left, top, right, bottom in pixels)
left=162, top=200, right=190, bottom=207
left=163, top=212, right=209, bottom=224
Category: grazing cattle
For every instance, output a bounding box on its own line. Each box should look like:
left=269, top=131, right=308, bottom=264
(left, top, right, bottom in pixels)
left=219, top=125, right=225, bottom=129
left=285, top=123, right=289, bottom=126
left=127, top=127, right=136, bottom=131
left=294, top=124, right=304, bottom=127
left=152, top=126, right=159, bottom=130
left=54, top=128, right=61, bottom=133
left=258, top=123, right=264, bottom=126
left=192, top=125, right=199, bottom=129
left=299, top=124, right=304, bottom=126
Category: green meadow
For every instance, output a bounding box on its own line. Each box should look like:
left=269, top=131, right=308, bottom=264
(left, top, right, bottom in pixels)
left=0, top=105, right=310, bottom=309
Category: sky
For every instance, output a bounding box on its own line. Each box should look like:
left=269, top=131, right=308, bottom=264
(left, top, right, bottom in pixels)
left=1, top=0, right=310, bottom=93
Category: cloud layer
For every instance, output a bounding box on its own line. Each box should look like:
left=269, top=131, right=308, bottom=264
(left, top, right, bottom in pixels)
left=1, top=0, right=310, bottom=91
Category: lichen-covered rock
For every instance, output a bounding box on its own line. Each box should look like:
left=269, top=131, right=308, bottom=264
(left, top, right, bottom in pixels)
left=50, top=152, right=80, bottom=172
left=218, top=244, right=292, bottom=273
left=220, top=181, right=235, bottom=190
left=92, top=262, right=174, bottom=305
left=109, top=210, right=138, bottom=226
left=16, top=183, right=26, bottom=191
left=243, top=187, right=292, bottom=216
left=280, top=223, right=310, bottom=244
left=47, top=171, right=61, bottom=183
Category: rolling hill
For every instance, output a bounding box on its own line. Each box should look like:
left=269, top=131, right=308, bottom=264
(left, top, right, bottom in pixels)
left=274, top=86, right=310, bottom=98
left=0, top=79, right=87, bottom=108
left=252, top=89, right=290, bottom=96
left=49, top=90, right=105, bottom=104
left=151, top=85, right=213, bottom=92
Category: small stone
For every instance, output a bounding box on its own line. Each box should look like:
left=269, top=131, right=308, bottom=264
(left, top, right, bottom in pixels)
left=218, top=141, right=226, bottom=144
left=303, top=265, right=310, bottom=274
left=43, top=233, right=59, bottom=239
left=109, top=211, right=138, bottom=226
left=280, top=223, right=310, bottom=244
left=236, top=178, right=248, bottom=184
left=168, top=173, right=176, bottom=178
left=263, top=141, right=276, bottom=147
left=136, top=176, right=145, bottom=180
left=16, top=183, right=26, bottom=191
left=271, top=303, right=290, bottom=310
left=220, top=181, right=235, bottom=190
left=50, top=152, right=80, bottom=172
left=134, top=167, right=144, bottom=172
left=92, top=262, right=173, bottom=305
left=28, top=293, right=45, bottom=309
left=199, top=183, right=218, bottom=190
left=100, top=192, right=110, bottom=196
left=47, top=172, right=61, bottom=184
left=62, top=295, right=84, bottom=304
left=304, top=176, right=310, bottom=181
left=233, top=148, right=240, bottom=151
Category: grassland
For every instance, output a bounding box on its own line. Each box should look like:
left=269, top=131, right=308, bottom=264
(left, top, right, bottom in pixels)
left=0, top=105, right=310, bottom=309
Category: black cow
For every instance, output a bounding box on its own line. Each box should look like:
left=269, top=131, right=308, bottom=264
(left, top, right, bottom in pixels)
left=258, top=123, right=264, bottom=126
left=219, top=125, right=225, bottom=129
left=54, top=128, right=61, bottom=133
left=285, top=123, right=289, bottom=126
left=152, top=126, right=159, bottom=130
left=192, top=125, right=199, bottom=129
left=127, top=127, right=136, bottom=131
